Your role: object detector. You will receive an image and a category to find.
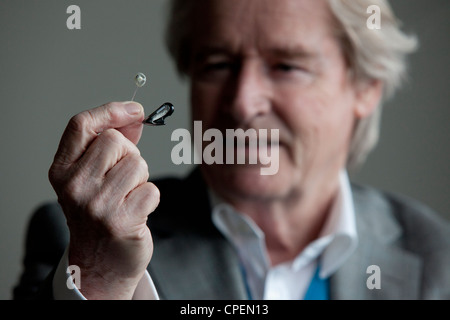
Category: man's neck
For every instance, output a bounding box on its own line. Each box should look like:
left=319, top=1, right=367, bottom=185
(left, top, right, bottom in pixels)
left=228, top=178, right=340, bottom=267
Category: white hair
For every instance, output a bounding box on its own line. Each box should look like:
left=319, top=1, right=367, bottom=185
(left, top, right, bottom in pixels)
left=328, top=0, right=418, bottom=168
left=165, top=0, right=418, bottom=168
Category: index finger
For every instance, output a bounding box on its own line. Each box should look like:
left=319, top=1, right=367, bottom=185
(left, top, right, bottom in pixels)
left=54, top=101, right=144, bottom=166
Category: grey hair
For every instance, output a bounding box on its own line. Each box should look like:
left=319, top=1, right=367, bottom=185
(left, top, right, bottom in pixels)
left=328, top=0, right=418, bottom=168
left=165, top=0, right=418, bottom=169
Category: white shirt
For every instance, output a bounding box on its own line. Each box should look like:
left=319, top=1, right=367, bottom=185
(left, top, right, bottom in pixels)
left=211, top=170, right=358, bottom=300
left=54, top=171, right=357, bottom=300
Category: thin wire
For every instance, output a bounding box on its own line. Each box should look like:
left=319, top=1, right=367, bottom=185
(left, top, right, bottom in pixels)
left=131, top=87, right=139, bottom=101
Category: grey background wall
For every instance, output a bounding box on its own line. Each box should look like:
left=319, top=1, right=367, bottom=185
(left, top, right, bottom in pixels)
left=0, top=0, right=448, bottom=299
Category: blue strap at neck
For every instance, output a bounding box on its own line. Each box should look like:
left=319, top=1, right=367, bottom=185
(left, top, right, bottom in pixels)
left=241, top=263, right=329, bottom=300
left=304, top=265, right=330, bottom=300
left=239, top=264, right=253, bottom=300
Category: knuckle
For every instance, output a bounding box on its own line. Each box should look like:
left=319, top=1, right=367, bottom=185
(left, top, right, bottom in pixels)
left=98, top=129, right=140, bottom=156
left=143, top=183, right=161, bottom=207
left=102, top=101, right=118, bottom=112
left=139, top=159, right=150, bottom=180
left=55, top=168, right=98, bottom=209
left=101, top=102, right=121, bottom=123
left=127, top=154, right=149, bottom=179
left=150, top=184, right=161, bottom=203
left=135, top=155, right=149, bottom=171
left=67, top=103, right=118, bottom=135
left=48, top=164, right=60, bottom=186
left=102, top=101, right=115, bottom=110
left=128, top=153, right=146, bottom=167
left=68, top=112, right=90, bottom=134
left=59, top=174, right=84, bottom=203
left=128, top=143, right=141, bottom=156
left=100, top=128, right=123, bottom=144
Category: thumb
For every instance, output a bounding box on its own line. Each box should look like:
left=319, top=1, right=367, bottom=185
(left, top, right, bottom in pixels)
left=54, top=101, right=144, bottom=166
left=116, top=101, right=145, bottom=145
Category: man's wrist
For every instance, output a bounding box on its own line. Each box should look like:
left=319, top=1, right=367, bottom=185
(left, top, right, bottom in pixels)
left=53, top=246, right=159, bottom=300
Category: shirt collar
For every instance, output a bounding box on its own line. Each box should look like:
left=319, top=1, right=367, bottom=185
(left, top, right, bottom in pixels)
left=210, top=171, right=358, bottom=278
left=317, top=171, right=358, bottom=277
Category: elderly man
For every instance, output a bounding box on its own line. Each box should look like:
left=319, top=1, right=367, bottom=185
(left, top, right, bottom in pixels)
left=14, top=0, right=450, bottom=300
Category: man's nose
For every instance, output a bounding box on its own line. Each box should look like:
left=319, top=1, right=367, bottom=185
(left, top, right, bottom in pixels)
left=226, top=61, right=270, bottom=124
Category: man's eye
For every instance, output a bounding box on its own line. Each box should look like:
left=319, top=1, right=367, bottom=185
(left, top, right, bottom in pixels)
left=274, top=63, right=298, bottom=72
left=204, top=62, right=233, bottom=72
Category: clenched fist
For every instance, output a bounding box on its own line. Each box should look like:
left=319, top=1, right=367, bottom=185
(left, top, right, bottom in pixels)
left=49, top=102, right=160, bottom=299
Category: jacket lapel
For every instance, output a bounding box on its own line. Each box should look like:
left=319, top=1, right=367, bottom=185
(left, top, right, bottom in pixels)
left=149, top=232, right=248, bottom=299
left=330, top=185, right=422, bottom=299
left=148, top=168, right=248, bottom=300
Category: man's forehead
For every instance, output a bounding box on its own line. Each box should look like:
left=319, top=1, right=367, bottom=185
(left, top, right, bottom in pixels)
left=193, top=0, right=332, bottom=27
left=192, top=0, right=334, bottom=53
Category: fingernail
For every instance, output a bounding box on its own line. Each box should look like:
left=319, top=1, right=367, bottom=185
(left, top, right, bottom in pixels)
left=123, top=102, right=142, bottom=115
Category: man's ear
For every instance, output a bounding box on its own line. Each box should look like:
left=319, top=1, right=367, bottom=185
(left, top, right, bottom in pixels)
left=354, top=80, right=383, bottom=119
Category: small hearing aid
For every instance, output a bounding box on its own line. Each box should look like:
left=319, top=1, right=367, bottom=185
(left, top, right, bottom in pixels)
left=131, top=72, right=175, bottom=126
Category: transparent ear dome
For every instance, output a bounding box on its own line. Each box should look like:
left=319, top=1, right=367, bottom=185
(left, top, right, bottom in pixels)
left=135, top=73, right=147, bottom=88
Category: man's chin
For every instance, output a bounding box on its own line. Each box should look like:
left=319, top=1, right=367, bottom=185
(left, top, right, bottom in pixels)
left=201, top=164, right=288, bottom=202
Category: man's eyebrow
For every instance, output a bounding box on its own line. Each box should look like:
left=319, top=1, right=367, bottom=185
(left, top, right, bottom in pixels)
left=267, top=46, right=318, bottom=60
left=192, top=45, right=319, bottom=61
left=193, top=46, right=234, bottom=60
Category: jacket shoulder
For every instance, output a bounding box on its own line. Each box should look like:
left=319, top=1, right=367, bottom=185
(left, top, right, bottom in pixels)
left=352, top=184, right=450, bottom=252
left=14, top=202, right=68, bottom=299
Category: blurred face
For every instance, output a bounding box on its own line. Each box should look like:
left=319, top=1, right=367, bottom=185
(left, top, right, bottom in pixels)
left=188, top=0, right=368, bottom=204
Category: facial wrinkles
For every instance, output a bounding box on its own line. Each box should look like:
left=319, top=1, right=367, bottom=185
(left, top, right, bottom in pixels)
left=204, top=0, right=291, bottom=58
left=201, top=0, right=256, bottom=53
left=193, top=0, right=347, bottom=164
left=220, top=2, right=299, bottom=135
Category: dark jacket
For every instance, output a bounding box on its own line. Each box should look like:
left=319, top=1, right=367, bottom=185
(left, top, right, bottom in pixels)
left=13, top=168, right=450, bottom=299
